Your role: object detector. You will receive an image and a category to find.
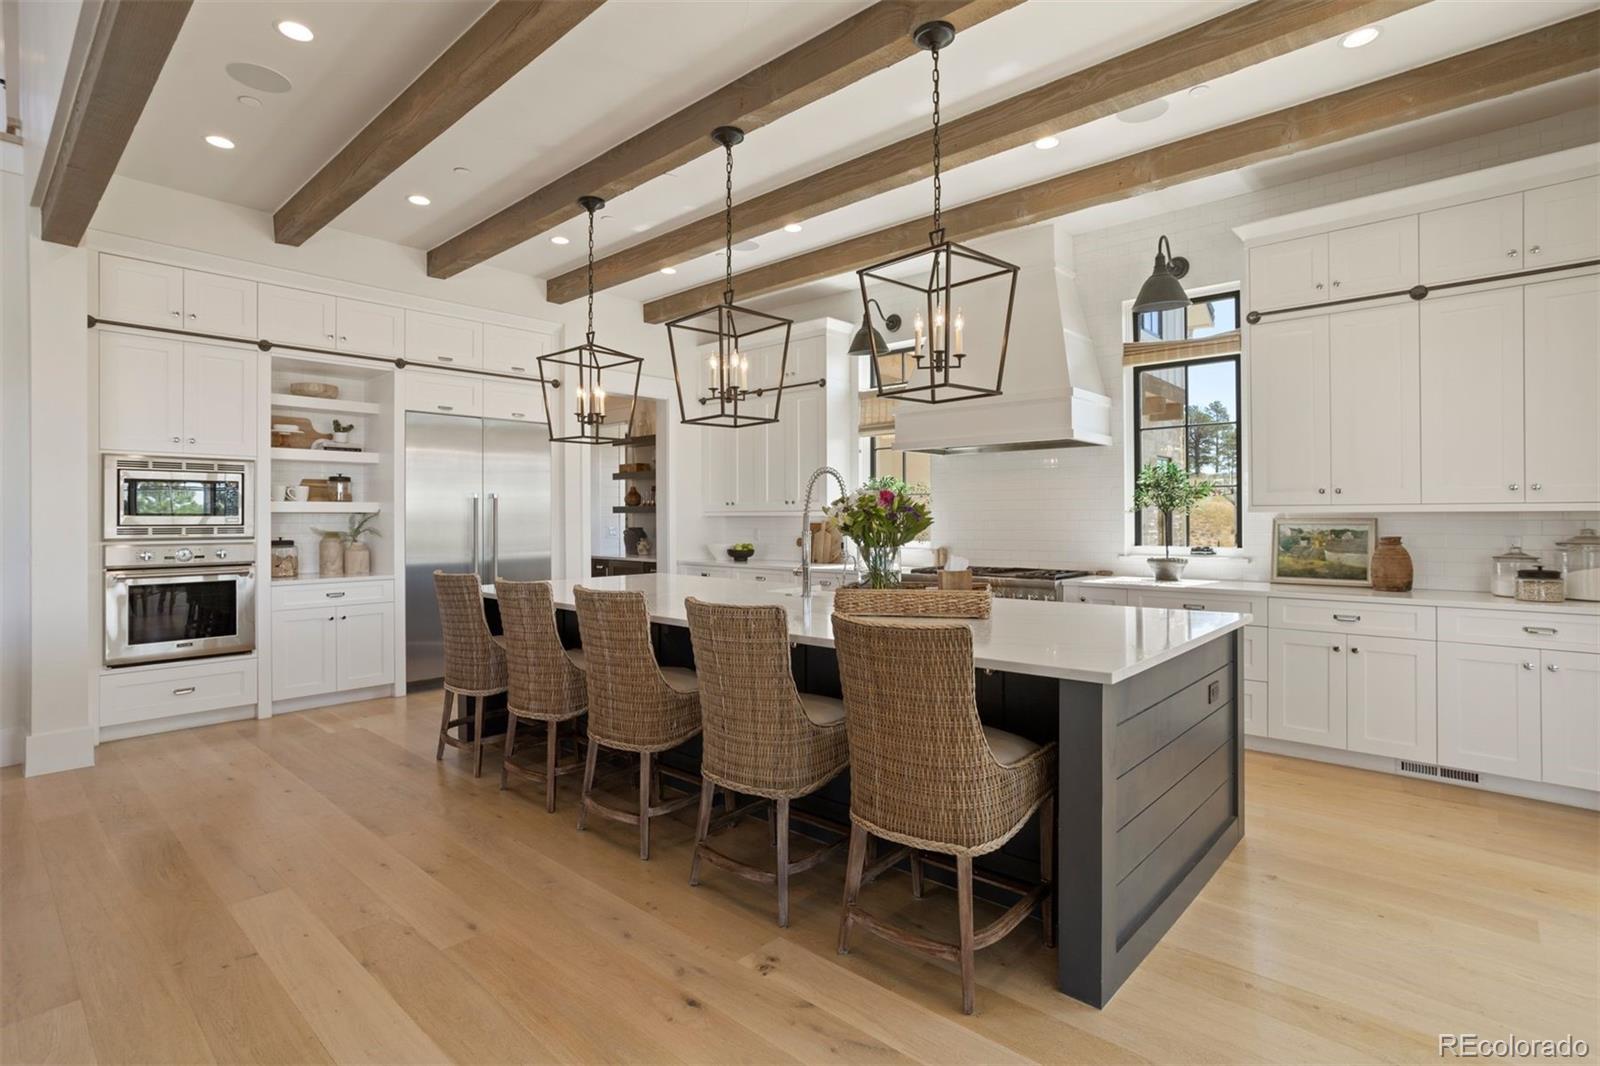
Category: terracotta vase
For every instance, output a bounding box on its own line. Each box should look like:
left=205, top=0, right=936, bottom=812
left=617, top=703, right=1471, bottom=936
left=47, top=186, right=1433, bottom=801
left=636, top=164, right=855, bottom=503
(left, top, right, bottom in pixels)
left=343, top=541, right=371, bottom=576
left=625, top=485, right=643, bottom=507
left=1371, top=535, right=1413, bottom=592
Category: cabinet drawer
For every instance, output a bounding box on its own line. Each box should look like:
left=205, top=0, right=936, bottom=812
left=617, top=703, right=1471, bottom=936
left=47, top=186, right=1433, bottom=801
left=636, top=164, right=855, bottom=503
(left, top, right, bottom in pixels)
left=1437, top=608, right=1599, bottom=653
left=483, top=381, right=541, bottom=423
left=1242, top=625, right=1268, bottom=683
left=1269, top=598, right=1435, bottom=639
left=406, top=369, right=482, bottom=417
left=100, top=658, right=257, bottom=727
left=1132, top=589, right=1268, bottom=623
left=273, top=580, right=393, bottom=611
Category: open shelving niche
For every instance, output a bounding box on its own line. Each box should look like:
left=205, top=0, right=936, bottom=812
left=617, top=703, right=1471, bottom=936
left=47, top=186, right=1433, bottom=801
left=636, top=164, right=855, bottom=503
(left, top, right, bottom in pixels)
left=267, top=354, right=397, bottom=582
left=590, top=407, right=661, bottom=574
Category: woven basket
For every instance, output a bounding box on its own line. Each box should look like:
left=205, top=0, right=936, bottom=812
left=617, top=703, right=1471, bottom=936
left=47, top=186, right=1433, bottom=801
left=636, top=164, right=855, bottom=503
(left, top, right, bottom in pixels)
left=832, top=585, right=992, bottom=619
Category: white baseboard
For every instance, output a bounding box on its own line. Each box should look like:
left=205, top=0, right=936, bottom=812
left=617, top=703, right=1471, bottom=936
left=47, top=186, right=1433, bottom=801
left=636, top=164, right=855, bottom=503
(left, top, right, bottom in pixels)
left=0, top=727, right=21, bottom=768
left=1245, top=736, right=1600, bottom=811
left=97, top=704, right=256, bottom=744
left=23, top=725, right=96, bottom=776
left=271, top=685, right=394, bottom=716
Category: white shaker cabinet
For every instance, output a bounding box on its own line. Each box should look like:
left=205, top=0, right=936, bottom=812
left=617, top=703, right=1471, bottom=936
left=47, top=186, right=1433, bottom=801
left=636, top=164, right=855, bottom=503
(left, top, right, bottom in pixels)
left=1523, top=274, right=1600, bottom=504
left=1268, top=629, right=1347, bottom=748
left=335, top=603, right=396, bottom=691
left=406, top=369, right=483, bottom=417
left=1247, top=234, right=1328, bottom=312
left=1541, top=650, right=1600, bottom=791
left=407, top=310, right=483, bottom=369
left=1326, top=216, right=1417, bottom=299
left=1344, top=636, right=1437, bottom=762
left=1328, top=303, right=1419, bottom=504
left=99, top=332, right=186, bottom=452
left=1437, top=642, right=1542, bottom=782
left=1419, top=193, right=1524, bottom=283
left=181, top=345, right=258, bottom=457
left=1241, top=679, right=1268, bottom=739
left=272, top=607, right=339, bottom=700
left=260, top=285, right=337, bottom=347
left=482, top=381, right=540, bottom=423
left=336, top=298, right=405, bottom=358
left=1419, top=287, right=1525, bottom=504
left=483, top=323, right=546, bottom=378
left=183, top=270, right=257, bottom=338
left=99, top=255, right=184, bottom=327
left=1249, top=315, right=1329, bottom=505
left=1522, top=176, right=1600, bottom=269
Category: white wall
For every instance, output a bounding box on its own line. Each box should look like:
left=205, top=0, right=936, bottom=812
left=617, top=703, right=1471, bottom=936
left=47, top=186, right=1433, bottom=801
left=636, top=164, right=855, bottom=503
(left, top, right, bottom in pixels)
left=766, top=108, right=1600, bottom=591
left=0, top=141, right=28, bottom=765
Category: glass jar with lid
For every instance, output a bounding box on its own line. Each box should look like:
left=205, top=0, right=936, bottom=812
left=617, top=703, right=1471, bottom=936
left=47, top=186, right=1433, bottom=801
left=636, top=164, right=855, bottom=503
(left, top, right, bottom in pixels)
left=1491, top=544, right=1538, bottom=597
left=1515, top=567, right=1565, bottom=603
left=270, top=537, right=299, bottom=579
left=1554, top=528, right=1600, bottom=602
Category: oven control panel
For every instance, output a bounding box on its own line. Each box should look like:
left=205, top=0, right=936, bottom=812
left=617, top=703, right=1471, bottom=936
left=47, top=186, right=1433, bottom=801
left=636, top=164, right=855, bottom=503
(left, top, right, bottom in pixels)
left=104, top=542, right=256, bottom=568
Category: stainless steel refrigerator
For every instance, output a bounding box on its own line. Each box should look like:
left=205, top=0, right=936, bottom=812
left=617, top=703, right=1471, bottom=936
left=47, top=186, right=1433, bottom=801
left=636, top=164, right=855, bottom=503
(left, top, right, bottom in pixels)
left=405, top=412, right=552, bottom=684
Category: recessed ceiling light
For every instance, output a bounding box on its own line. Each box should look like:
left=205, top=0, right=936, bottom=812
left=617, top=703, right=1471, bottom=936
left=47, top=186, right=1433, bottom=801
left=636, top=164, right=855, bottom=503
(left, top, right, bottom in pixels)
left=276, top=20, right=314, bottom=42
left=550, top=235, right=570, bottom=245
left=1341, top=25, right=1381, bottom=49
left=204, top=134, right=236, bottom=150
left=225, top=62, right=293, bottom=94
left=660, top=267, right=677, bottom=275
left=237, top=94, right=262, bottom=108
left=1188, top=84, right=1210, bottom=98
left=407, top=194, right=431, bottom=206
left=1117, top=99, right=1169, bottom=124
left=1033, top=136, right=1059, bottom=150
left=783, top=222, right=803, bottom=233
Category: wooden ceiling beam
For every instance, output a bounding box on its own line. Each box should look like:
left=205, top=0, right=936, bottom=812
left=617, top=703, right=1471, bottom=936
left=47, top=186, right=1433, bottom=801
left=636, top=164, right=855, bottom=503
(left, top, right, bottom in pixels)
left=550, top=0, right=1429, bottom=303
left=273, top=0, right=604, bottom=247
left=644, top=11, right=1600, bottom=323
left=425, top=0, right=1023, bottom=280
left=37, top=0, right=192, bottom=246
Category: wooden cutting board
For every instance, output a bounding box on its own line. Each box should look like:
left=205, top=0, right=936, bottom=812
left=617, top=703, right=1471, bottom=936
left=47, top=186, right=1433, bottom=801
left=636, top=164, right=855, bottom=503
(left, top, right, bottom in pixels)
left=270, top=416, right=330, bottom=450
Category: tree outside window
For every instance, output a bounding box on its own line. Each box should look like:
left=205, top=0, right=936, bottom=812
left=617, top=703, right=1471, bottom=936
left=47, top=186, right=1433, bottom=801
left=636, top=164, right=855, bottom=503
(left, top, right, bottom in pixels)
left=1133, top=355, right=1240, bottom=549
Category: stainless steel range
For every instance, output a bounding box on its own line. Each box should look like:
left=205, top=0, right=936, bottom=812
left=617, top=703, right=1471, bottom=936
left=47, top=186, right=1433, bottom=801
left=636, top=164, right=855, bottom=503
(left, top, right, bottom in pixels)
left=904, top=566, right=1092, bottom=601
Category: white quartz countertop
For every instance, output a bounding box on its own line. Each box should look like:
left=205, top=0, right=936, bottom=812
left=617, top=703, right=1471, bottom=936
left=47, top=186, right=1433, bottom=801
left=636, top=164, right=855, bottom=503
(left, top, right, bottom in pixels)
left=1064, top=575, right=1600, bottom=616
left=484, top=574, right=1249, bottom=685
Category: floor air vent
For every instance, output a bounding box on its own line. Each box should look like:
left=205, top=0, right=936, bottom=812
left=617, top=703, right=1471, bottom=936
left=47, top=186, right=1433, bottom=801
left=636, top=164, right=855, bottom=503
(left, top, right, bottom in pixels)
left=1399, top=760, right=1480, bottom=783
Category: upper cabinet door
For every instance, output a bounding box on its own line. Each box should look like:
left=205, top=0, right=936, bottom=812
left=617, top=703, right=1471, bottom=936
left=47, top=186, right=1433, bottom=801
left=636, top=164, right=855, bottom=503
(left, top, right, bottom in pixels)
left=1327, top=303, right=1419, bottom=505
left=1523, top=176, right=1600, bottom=268
left=183, top=270, right=257, bottom=338
left=406, top=310, right=483, bottom=369
left=99, top=255, right=183, bottom=328
left=99, top=331, right=185, bottom=452
left=1540, top=650, right=1600, bottom=791
left=1248, top=234, right=1328, bottom=312
left=1327, top=216, right=1417, bottom=300
left=1524, top=274, right=1600, bottom=505
left=336, top=298, right=404, bottom=357
left=259, top=285, right=336, bottom=348
left=182, top=345, right=258, bottom=457
left=1419, top=193, right=1523, bottom=284
left=1437, top=641, right=1541, bottom=782
left=1419, top=288, right=1524, bottom=504
left=1249, top=315, right=1330, bottom=505
left=483, top=324, right=547, bottom=377
left=1345, top=635, right=1437, bottom=762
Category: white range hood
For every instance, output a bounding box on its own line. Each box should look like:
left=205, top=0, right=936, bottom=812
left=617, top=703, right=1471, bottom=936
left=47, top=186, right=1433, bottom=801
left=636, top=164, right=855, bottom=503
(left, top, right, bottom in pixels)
left=891, top=225, right=1112, bottom=454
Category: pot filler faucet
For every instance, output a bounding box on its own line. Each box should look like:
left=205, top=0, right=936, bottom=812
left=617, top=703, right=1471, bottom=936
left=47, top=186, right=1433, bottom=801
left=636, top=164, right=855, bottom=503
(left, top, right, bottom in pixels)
left=799, top=466, right=850, bottom=599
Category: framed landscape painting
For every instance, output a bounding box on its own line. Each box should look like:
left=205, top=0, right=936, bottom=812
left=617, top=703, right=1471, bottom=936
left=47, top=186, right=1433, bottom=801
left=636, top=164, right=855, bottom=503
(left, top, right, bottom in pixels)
left=1271, top=516, right=1377, bottom=586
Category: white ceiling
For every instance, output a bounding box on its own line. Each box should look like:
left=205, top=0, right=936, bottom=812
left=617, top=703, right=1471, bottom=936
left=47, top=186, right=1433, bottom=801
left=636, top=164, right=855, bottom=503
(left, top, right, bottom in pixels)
left=117, top=0, right=1599, bottom=307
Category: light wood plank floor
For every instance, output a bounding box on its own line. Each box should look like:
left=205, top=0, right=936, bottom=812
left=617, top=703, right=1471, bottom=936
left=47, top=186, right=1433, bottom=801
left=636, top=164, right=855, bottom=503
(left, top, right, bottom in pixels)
left=3, top=690, right=1596, bottom=1065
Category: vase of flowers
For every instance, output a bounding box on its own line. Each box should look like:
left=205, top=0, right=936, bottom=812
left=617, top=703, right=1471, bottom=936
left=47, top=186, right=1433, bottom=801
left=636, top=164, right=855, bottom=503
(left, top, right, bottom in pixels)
left=826, top=477, right=933, bottom=589
left=1132, top=460, right=1213, bottom=582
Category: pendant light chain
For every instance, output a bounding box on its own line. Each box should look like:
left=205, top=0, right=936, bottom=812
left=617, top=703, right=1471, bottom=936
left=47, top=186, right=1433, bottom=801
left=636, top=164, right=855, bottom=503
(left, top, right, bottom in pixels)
left=585, top=204, right=596, bottom=343
left=929, top=41, right=943, bottom=245
left=722, top=139, right=735, bottom=305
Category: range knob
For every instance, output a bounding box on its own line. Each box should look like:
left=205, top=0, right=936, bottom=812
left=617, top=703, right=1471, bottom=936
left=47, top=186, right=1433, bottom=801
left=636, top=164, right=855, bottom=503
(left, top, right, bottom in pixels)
left=137, top=551, right=154, bottom=562
left=173, top=548, right=194, bottom=563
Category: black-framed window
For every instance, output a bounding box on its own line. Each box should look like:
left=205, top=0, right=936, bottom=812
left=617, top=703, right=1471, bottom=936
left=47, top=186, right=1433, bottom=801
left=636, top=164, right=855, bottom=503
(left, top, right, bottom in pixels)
left=1133, top=290, right=1239, bottom=343
left=1133, top=354, right=1241, bottom=548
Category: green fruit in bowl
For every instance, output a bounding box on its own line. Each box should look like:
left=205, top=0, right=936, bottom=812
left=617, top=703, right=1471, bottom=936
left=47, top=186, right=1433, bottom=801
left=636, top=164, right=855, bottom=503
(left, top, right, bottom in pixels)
left=727, top=543, right=755, bottom=562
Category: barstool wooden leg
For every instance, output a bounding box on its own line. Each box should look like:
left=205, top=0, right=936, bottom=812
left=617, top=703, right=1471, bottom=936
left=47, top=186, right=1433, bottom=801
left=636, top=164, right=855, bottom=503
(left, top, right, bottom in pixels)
left=638, top=751, right=653, bottom=860
left=957, top=854, right=976, bottom=1015
left=1040, top=794, right=1056, bottom=949
left=472, top=697, right=487, bottom=778
left=775, top=797, right=792, bottom=928
left=577, top=740, right=600, bottom=831
left=910, top=851, right=925, bottom=899
left=544, top=720, right=560, bottom=813
left=688, top=778, right=714, bottom=886
left=838, top=823, right=868, bottom=955
left=436, top=689, right=454, bottom=760
left=500, top=714, right=519, bottom=790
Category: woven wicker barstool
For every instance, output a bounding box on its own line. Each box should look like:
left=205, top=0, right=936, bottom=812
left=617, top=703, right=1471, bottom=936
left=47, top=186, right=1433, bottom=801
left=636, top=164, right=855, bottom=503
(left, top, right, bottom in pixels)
left=432, top=571, right=508, bottom=778
left=683, top=598, right=849, bottom=927
left=572, top=586, right=702, bottom=860
left=831, top=613, right=1057, bottom=1015
left=494, top=579, right=588, bottom=811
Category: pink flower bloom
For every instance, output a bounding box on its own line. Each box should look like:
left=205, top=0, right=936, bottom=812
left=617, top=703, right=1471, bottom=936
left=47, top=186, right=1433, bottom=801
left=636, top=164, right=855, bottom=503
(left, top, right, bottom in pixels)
left=877, top=489, right=895, bottom=508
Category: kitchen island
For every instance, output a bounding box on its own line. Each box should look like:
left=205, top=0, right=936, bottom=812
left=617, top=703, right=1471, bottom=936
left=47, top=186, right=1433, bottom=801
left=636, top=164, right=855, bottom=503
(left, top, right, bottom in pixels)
left=485, top=573, right=1250, bottom=1007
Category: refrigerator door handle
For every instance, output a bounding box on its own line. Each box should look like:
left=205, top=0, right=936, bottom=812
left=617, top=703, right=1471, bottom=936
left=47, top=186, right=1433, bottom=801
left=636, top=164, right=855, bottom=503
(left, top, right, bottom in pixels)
left=490, top=493, right=501, bottom=581
left=470, top=494, right=481, bottom=578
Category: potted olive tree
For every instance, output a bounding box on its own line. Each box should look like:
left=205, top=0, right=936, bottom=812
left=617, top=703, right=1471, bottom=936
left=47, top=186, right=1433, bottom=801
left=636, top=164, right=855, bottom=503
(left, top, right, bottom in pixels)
left=1133, top=460, right=1213, bottom=582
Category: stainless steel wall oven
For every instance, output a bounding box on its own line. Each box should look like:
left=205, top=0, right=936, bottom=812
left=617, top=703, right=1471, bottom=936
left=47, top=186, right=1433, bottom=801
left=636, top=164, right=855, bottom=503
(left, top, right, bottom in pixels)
left=104, top=542, right=256, bottom=666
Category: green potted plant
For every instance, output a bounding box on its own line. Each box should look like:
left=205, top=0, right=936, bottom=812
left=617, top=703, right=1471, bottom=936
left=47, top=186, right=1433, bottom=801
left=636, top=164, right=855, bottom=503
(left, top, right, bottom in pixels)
left=1132, top=460, right=1213, bottom=582
left=826, top=476, right=933, bottom=589
left=331, top=419, right=354, bottom=444
left=316, top=512, right=381, bottom=576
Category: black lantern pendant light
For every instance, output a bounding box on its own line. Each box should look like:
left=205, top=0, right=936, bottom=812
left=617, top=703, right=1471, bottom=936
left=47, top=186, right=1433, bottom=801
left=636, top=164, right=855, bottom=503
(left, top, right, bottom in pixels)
left=856, top=21, right=1018, bottom=405
left=538, top=196, right=645, bottom=445
left=666, top=127, right=792, bottom=429
left=1132, top=235, right=1191, bottom=314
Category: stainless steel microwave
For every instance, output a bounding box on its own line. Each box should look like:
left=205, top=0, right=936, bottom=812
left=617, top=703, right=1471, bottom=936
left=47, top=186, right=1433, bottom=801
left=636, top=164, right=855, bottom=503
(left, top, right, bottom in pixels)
left=104, top=455, right=254, bottom=539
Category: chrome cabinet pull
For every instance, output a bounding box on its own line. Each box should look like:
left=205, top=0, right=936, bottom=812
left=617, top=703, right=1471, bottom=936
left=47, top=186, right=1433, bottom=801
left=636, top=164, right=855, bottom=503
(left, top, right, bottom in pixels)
left=1182, top=603, right=1206, bottom=610
left=1317, top=488, right=1327, bottom=495
left=1314, top=282, right=1324, bottom=290
left=1506, top=248, right=1519, bottom=258
left=1332, top=280, right=1342, bottom=288
left=436, top=405, right=453, bottom=412
left=438, top=355, right=454, bottom=363
left=1531, top=483, right=1542, bottom=491
left=1547, top=663, right=1561, bottom=672
left=490, top=493, right=501, bottom=580
left=1332, top=645, right=1341, bottom=653
left=1332, top=613, right=1361, bottom=623
left=471, top=494, right=481, bottom=577
left=1509, top=483, right=1520, bottom=491
left=170, top=435, right=181, bottom=443
left=325, top=591, right=346, bottom=598
left=172, top=686, right=196, bottom=695
left=1529, top=245, right=1542, bottom=255
left=1522, top=661, right=1536, bottom=670
left=510, top=411, right=526, bottom=419
left=1523, top=625, right=1558, bottom=635
left=1333, top=487, right=1342, bottom=494
left=509, top=365, right=526, bottom=373
left=1350, top=647, right=1359, bottom=654
left=169, top=309, right=181, bottom=317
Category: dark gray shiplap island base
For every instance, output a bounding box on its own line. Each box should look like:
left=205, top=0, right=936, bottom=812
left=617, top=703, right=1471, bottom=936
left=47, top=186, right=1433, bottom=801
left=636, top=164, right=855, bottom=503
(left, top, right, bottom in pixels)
left=484, top=574, right=1247, bottom=1008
